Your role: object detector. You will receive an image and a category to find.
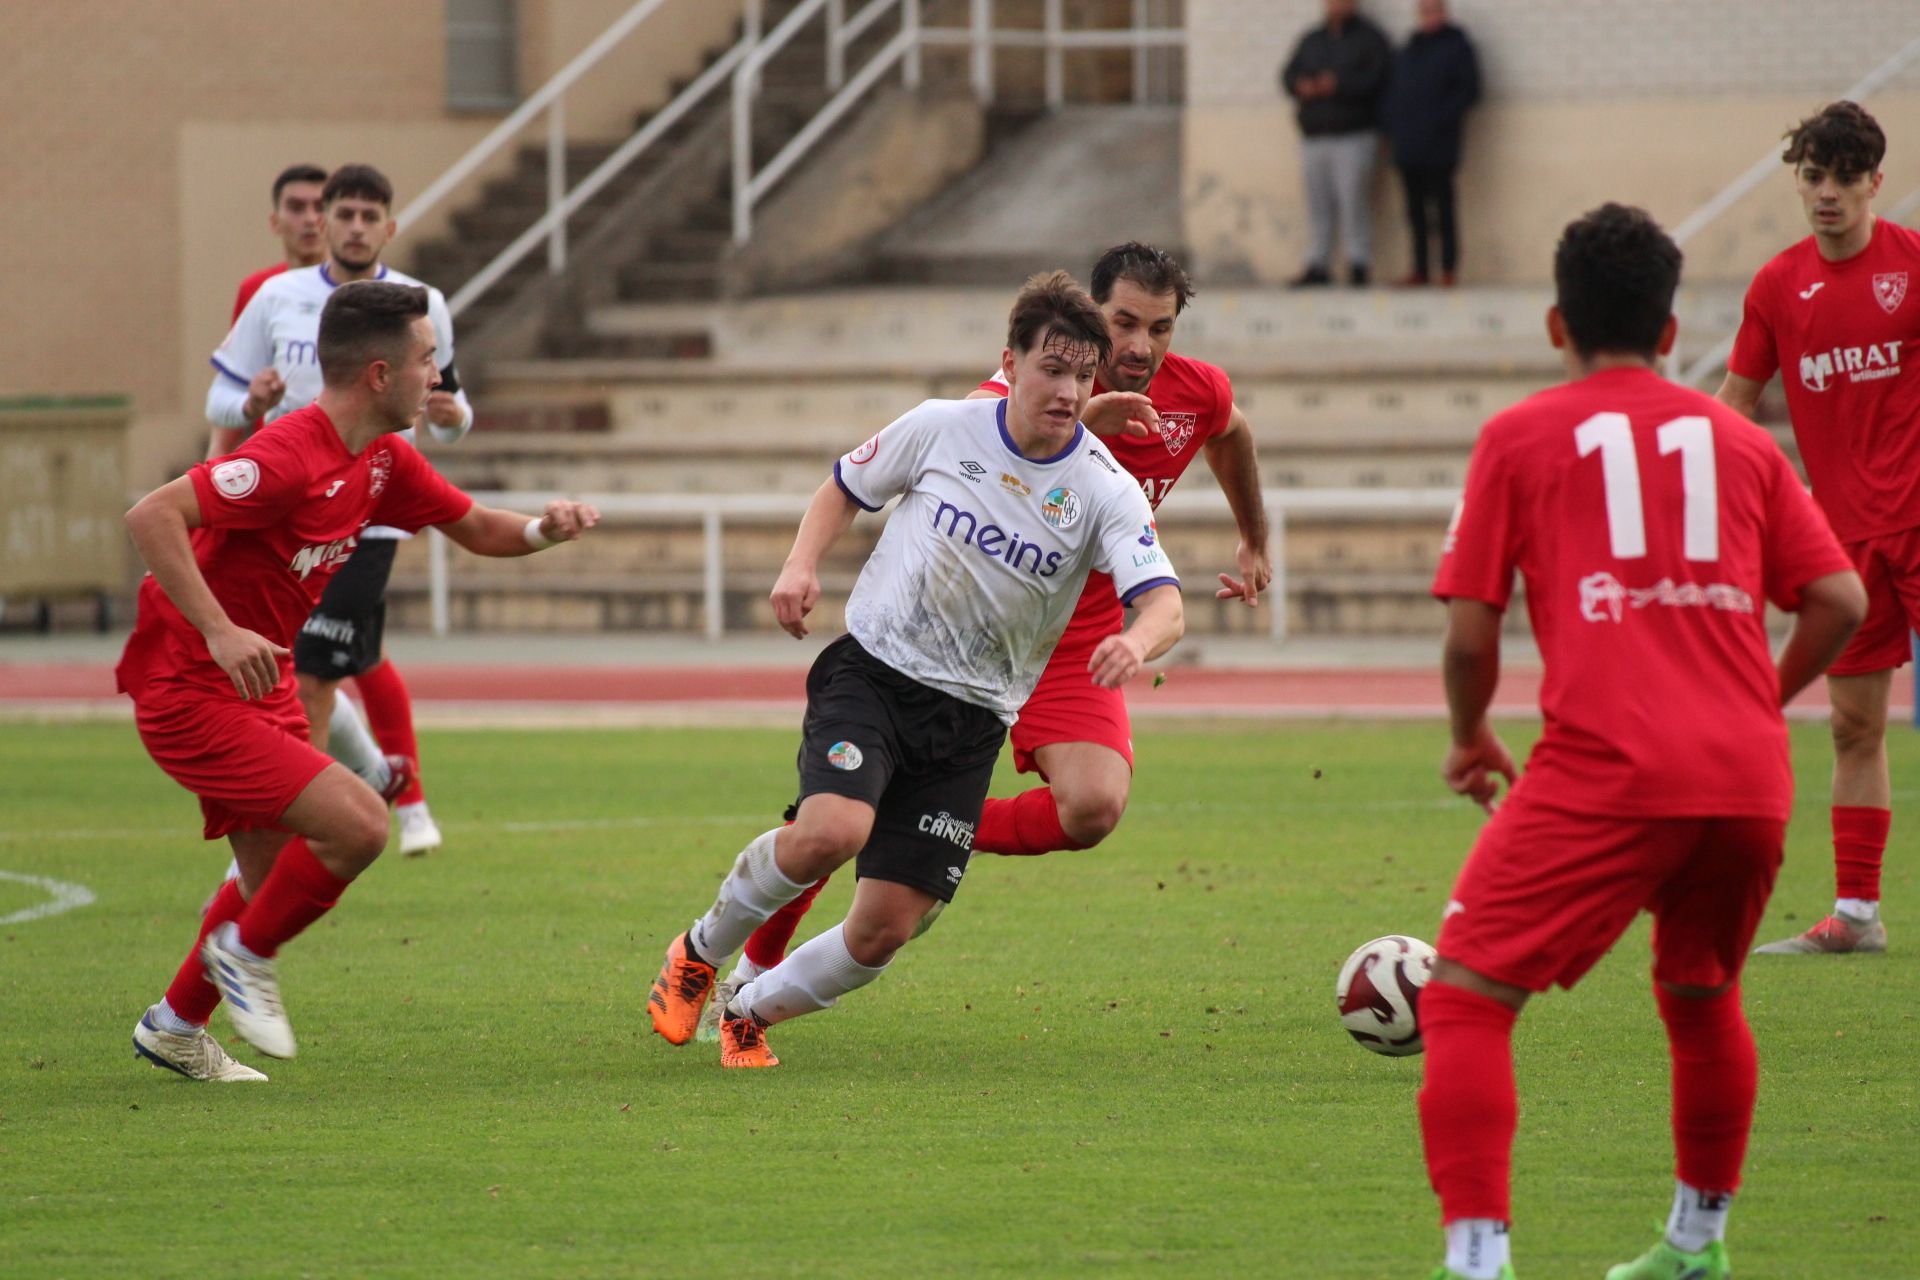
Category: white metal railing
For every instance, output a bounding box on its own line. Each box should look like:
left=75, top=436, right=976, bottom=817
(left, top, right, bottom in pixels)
left=734, top=0, right=1185, bottom=243
left=399, top=1, right=1183, bottom=320
left=425, top=487, right=1459, bottom=644
left=1668, top=31, right=1920, bottom=381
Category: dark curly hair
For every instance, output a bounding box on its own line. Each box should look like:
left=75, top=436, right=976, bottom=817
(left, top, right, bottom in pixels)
left=1090, top=242, right=1196, bottom=314
left=1006, top=270, right=1112, bottom=364
left=1782, top=101, right=1885, bottom=178
left=1553, top=203, right=1682, bottom=360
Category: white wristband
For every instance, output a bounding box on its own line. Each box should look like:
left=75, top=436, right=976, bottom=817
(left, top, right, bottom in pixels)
left=523, top=517, right=555, bottom=551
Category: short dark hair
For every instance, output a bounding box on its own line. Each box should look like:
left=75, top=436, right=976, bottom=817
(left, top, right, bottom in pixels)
left=1553, top=203, right=1682, bottom=360
left=319, top=281, right=430, bottom=386
left=1006, top=270, right=1112, bottom=364
left=321, top=163, right=395, bottom=211
left=1090, top=242, right=1196, bottom=314
left=1783, top=101, right=1886, bottom=178
left=271, top=164, right=328, bottom=206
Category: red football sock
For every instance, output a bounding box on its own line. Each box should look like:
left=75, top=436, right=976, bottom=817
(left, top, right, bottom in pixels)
left=1831, top=805, right=1889, bottom=903
left=742, top=876, right=830, bottom=970
left=234, top=838, right=352, bottom=958
left=1418, top=980, right=1520, bottom=1224
left=355, top=660, right=423, bottom=806
left=1657, top=984, right=1755, bottom=1194
left=974, top=788, right=1088, bottom=857
left=163, top=879, right=249, bottom=1026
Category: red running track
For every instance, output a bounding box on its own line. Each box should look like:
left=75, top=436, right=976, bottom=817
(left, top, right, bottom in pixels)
left=0, top=662, right=1877, bottom=717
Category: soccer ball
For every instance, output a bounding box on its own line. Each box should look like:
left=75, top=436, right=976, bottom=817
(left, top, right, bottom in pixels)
left=1335, top=935, right=1437, bottom=1056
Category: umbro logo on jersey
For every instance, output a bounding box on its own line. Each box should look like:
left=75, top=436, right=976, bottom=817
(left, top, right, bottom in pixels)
left=959, top=460, right=986, bottom=482
left=324, top=480, right=346, bottom=498
left=1874, top=271, right=1908, bottom=314
left=1798, top=281, right=1825, bottom=300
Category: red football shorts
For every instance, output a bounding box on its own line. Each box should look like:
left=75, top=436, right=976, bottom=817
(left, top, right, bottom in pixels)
left=132, top=678, right=329, bottom=840
left=1827, top=525, right=1920, bottom=677
left=1010, top=627, right=1134, bottom=776
left=1437, top=797, right=1785, bottom=993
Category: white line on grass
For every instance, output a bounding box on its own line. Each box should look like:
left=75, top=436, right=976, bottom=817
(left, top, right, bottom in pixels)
left=0, top=870, right=96, bottom=925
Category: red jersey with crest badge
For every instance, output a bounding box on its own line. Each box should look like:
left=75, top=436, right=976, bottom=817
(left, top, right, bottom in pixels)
left=116, top=404, right=471, bottom=699
left=980, top=349, right=1233, bottom=641
left=1727, top=217, right=1920, bottom=542
left=1434, top=366, right=1850, bottom=821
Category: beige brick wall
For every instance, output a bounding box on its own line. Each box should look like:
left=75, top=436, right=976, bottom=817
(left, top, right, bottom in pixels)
left=1186, top=0, right=1920, bottom=285
left=0, top=0, right=744, bottom=491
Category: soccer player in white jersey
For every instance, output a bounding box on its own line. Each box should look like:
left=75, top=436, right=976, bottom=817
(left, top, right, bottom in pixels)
left=208, top=164, right=471, bottom=856
left=646, top=272, right=1186, bottom=1069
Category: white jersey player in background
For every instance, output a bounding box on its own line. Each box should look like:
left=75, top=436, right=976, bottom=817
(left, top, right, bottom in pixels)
left=645, top=271, right=1186, bottom=1069
left=206, top=163, right=471, bottom=856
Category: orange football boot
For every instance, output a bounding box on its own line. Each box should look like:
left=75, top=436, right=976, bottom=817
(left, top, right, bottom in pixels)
left=648, top=932, right=716, bottom=1045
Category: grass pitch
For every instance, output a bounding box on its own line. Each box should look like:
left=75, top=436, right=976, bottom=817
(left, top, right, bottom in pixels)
left=0, top=720, right=1914, bottom=1278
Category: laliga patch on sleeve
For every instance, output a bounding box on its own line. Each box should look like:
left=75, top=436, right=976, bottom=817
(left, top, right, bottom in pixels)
left=210, top=458, right=261, bottom=499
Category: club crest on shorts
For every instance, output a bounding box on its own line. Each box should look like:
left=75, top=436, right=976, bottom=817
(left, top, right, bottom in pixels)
left=1041, top=486, right=1080, bottom=529
left=827, top=741, right=863, bottom=771
left=210, top=458, right=260, bottom=499
left=1873, top=272, right=1908, bottom=314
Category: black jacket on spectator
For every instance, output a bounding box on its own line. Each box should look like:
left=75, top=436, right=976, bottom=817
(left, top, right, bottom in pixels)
left=1280, top=15, right=1392, bottom=137
left=1381, top=23, right=1481, bottom=171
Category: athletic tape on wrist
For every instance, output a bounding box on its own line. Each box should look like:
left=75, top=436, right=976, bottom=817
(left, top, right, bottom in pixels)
left=523, top=517, right=556, bottom=551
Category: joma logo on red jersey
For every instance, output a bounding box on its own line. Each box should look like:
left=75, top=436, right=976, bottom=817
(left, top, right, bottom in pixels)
left=288, top=535, right=358, bottom=580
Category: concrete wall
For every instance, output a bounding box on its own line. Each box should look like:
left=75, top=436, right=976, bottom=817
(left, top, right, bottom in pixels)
left=1, top=0, right=743, bottom=491
left=1185, top=0, right=1920, bottom=285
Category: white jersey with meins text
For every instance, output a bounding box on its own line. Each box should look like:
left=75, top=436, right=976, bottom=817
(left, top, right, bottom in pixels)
left=207, top=262, right=471, bottom=541
left=833, top=397, right=1177, bottom=722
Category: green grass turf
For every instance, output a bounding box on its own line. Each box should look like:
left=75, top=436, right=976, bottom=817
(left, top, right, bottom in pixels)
left=0, top=720, right=1914, bottom=1278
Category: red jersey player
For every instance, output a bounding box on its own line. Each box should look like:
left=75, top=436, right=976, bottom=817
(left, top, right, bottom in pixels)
left=1416, top=204, right=1862, bottom=1280
left=699, top=244, right=1271, bottom=1038
left=218, top=164, right=329, bottom=457
left=123, top=281, right=598, bottom=1081
left=1717, top=101, right=1920, bottom=956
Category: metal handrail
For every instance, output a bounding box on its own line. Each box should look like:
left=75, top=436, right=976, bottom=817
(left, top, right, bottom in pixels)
left=1668, top=32, right=1920, bottom=375
left=395, top=0, right=671, bottom=258
left=427, top=486, right=1459, bottom=643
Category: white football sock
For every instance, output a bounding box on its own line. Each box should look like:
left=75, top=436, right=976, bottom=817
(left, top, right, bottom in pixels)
left=1443, top=1219, right=1510, bottom=1279
left=727, top=954, right=766, bottom=987
left=328, top=690, right=392, bottom=792
left=734, top=923, right=888, bottom=1027
left=1835, top=897, right=1879, bottom=922
left=153, top=998, right=202, bottom=1034
left=1666, top=1181, right=1730, bottom=1253
left=689, top=829, right=808, bottom=965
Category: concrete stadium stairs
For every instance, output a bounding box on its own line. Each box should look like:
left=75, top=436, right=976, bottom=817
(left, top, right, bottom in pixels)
left=391, top=283, right=1777, bottom=639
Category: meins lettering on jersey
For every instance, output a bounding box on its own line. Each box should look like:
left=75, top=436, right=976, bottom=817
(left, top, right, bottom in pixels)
left=930, top=500, right=1067, bottom=577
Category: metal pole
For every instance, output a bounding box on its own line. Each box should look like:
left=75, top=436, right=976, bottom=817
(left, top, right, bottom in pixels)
left=903, top=0, right=922, bottom=90
left=1269, top=512, right=1287, bottom=643
left=545, top=100, right=567, bottom=273
left=970, top=0, right=992, bottom=103
left=429, top=528, right=451, bottom=637
left=827, top=0, right=845, bottom=89
left=732, top=68, right=753, bottom=244
left=1043, top=0, right=1063, bottom=109
left=703, top=510, right=725, bottom=642
left=1131, top=0, right=1148, bottom=104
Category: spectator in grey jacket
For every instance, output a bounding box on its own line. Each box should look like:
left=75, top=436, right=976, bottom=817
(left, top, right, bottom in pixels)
left=1280, top=0, right=1392, bottom=287
left=1382, top=0, right=1481, bottom=285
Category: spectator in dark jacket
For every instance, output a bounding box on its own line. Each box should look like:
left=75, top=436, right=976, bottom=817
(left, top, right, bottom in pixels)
left=1280, top=0, right=1392, bottom=287
left=1382, top=0, right=1480, bottom=285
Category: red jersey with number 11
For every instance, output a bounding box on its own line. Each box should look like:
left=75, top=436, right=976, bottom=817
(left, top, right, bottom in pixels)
left=1434, top=366, right=1849, bottom=821
left=980, top=350, right=1233, bottom=642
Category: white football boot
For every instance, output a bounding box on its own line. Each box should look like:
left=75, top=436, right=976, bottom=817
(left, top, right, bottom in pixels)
left=202, top=922, right=297, bottom=1059
left=132, top=1007, right=268, bottom=1082
left=397, top=802, right=443, bottom=857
